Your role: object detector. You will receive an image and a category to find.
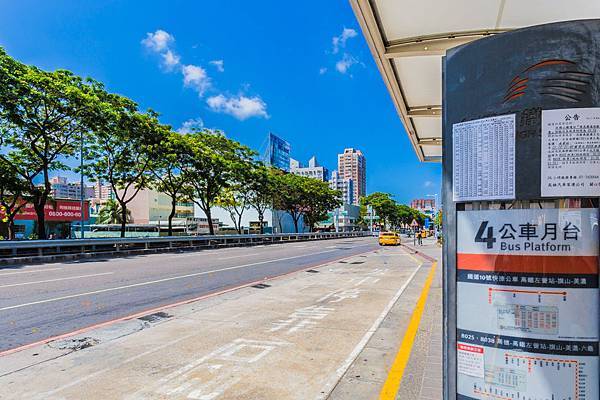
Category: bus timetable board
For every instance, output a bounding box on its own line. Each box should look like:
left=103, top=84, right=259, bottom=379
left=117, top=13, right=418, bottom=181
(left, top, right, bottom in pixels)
left=455, top=208, right=599, bottom=400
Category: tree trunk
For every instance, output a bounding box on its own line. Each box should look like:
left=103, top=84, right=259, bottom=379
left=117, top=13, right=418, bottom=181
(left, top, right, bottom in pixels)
left=33, top=198, right=47, bottom=240
left=292, top=213, right=299, bottom=233
left=205, top=207, right=215, bottom=235
left=237, top=213, right=243, bottom=234
left=120, top=202, right=128, bottom=238
left=168, top=197, right=177, bottom=236
left=7, top=218, right=15, bottom=240
left=258, top=211, right=264, bottom=234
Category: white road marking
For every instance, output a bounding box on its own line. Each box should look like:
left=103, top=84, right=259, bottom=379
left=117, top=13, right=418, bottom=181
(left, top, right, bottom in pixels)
left=316, top=256, right=424, bottom=399
left=218, top=253, right=260, bottom=260
left=0, top=272, right=114, bottom=289
left=130, top=338, right=289, bottom=400
left=35, top=332, right=200, bottom=399
left=0, top=250, right=337, bottom=312
left=0, top=267, right=63, bottom=276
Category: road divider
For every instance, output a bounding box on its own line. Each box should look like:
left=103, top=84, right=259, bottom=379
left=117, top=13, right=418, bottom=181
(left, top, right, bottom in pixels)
left=0, top=232, right=370, bottom=266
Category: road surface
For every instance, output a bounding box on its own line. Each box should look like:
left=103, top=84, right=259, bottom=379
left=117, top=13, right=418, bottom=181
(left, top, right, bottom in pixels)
left=0, top=237, right=376, bottom=353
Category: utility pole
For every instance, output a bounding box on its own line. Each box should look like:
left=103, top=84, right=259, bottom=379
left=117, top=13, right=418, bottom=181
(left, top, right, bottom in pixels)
left=80, top=131, right=85, bottom=239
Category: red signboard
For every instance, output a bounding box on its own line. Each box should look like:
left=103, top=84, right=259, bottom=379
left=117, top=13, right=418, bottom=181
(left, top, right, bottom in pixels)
left=1, top=200, right=89, bottom=222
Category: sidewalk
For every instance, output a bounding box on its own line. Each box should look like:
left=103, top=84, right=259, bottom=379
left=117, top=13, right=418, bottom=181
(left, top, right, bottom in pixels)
left=397, top=238, right=442, bottom=400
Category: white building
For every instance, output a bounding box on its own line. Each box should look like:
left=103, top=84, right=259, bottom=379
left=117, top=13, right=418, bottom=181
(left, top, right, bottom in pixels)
left=329, top=170, right=354, bottom=205
left=289, top=156, right=329, bottom=182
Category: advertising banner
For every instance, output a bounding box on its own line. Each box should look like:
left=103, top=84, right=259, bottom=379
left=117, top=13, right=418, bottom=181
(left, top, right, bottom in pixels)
left=0, top=200, right=89, bottom=222
left=456, top=208, right=599, bottom=400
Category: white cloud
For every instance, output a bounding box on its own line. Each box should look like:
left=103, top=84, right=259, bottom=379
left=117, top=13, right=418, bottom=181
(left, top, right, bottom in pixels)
left=424, top=180, right=433, bottom=188
left=177, top=118, right=204, bottom=134
left=332, top=27, right=357, bottom=54
left=182, top=64, right=211, bottom=96
left=335, top=53, right=357, bottom=74
left=206, top=94, right=269, bottom=120
left=319, top=67, right=328, bottom=75
left=161, top=50, right=181, bottom=69
left=141, top=29, right=174, bottom=53
left=210, top=60, right=225, bottom=72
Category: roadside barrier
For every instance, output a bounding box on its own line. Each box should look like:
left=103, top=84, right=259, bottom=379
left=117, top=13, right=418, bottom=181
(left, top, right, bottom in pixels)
left=0, top=232, right=370, bottom=265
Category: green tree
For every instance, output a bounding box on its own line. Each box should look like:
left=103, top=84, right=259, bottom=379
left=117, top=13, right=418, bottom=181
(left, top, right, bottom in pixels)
left=0, top=48, right=100, bottom=239
left=181, top=130, right=256, bottom=235
left=246, top=166, right=276, bottom=234
left=271, top=173, right=307, bottom=233
left=0, top=158, right=30, bottom=240
left=149, top=130, right=192, bottom=236
left=300, top=179, right=342, bottom=232
left=271, top=173, right=341, bottom=233
left=97, top=199, right=131, bottom=225
left=434, top=209, right=442, bottom=228
left=216, top=186, right=250, bottom=234
left=85, top=90, right=165, bottom=237
left=361, top=192, right=396, bottom=229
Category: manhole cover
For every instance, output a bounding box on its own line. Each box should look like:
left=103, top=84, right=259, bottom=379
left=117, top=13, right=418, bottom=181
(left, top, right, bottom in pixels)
left=138, top=311, right=172, bottom=323
left=251, top=283, right=271, bottom=289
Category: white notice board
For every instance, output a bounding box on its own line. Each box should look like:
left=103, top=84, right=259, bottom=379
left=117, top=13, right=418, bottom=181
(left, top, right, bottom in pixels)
left=453, top=114, right=516, bottom=201
left=541, top=107, right=600, bottom=197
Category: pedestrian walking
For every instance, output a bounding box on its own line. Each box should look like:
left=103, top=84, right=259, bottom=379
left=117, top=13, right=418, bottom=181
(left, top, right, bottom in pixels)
left=417, top=229, right=423, bottom=245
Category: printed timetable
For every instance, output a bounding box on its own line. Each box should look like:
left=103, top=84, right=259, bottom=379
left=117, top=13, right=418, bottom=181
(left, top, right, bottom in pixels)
left=453, top=114, right=516, bottom=201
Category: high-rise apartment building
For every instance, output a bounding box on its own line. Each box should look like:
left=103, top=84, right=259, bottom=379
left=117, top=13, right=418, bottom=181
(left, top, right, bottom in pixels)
left=290, top=156, right=329, bottom=182
left=337, top=148, right=366, bottom=205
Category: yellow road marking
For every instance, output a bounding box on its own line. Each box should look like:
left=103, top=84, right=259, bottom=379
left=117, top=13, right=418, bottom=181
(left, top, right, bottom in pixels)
left=378, top=261, right=438, bottom=400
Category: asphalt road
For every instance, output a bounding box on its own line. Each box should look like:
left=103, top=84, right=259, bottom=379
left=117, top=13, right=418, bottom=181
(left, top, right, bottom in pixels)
left=0, top=237, right=377, bottom=352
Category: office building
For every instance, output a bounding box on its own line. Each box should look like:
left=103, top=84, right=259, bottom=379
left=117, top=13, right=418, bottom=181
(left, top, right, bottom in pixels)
left=337, top=148, right=366, bottom=205
left=266, top=133, right=291, bottom=172
left=329, top=170, right=354, bottom=205
left=290, top=156, right=329, bottom=181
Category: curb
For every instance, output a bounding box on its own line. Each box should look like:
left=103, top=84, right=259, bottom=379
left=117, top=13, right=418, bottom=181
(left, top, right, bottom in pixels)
left=400, top=243, right=438, bottom=263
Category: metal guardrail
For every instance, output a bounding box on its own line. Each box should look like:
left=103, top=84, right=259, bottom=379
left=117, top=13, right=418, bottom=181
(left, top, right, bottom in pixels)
left=0, top=232, right=370, bottom=259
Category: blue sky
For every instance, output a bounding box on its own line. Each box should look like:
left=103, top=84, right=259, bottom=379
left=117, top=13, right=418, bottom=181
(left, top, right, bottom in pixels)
left=0, top=0, right=441, bottom=205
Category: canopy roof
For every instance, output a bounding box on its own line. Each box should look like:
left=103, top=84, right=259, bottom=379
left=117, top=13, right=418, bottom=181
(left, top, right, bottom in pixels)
left=350, top=0, right=600, bottom=162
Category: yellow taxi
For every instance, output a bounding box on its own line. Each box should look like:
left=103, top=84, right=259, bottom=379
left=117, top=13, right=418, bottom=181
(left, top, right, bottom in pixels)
left=378, top=231, right=401, bottom=246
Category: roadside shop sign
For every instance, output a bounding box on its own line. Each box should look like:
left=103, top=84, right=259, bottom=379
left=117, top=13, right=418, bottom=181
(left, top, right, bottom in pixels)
left=455, top=208, right=599, bottom=400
